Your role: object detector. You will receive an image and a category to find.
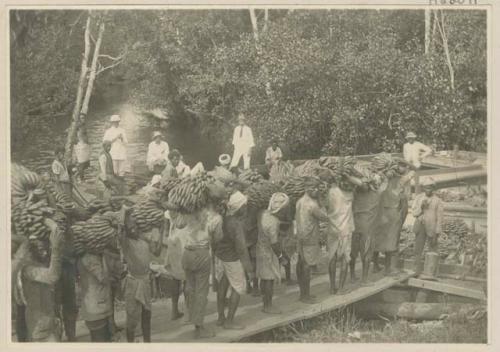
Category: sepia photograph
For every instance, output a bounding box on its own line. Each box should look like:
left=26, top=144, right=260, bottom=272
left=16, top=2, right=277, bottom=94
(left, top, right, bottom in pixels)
left=6, top=3, right=492, bottom=346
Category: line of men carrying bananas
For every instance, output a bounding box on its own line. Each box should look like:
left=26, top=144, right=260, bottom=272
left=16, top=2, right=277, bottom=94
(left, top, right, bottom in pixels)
left=10, top=150, right=443, bottom=342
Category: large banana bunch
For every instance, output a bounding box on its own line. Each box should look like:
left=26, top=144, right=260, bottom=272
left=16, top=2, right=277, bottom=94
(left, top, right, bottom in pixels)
left=244, top=181, right=282, bottom=211
left=72, top=215, right=119, bottom=256
left=168, top=173, right=215, bottom=213
left=43, top=181, right=76, bottom=213
left=443, top=218, right=470, bottom=239
left=86, top=198, right=114, bottom=215
left=11, top=163, right=43, bottom=205
left=238, top=169, right=264, bottom=184
left=160, top=177, right=182, bottom=195
left=132, top=199, right=165, bottom=233
left=294, top=160, right=321, bottom=177
left=281, top=176, right=307, bottom=201
left=269, top=161, right=295, bottom=185
left=372, top=153, right=399, bottom=178
left=12, top=198, right=55, bottom=241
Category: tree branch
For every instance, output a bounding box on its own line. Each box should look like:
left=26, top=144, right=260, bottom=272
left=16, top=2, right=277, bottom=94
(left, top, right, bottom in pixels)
left=99, top=53, right=125, bottom=61
left=96, top=59, right=123, bottom=76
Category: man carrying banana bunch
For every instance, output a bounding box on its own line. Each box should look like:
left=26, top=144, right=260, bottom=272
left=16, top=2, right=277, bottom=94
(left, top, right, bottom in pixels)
left=12, top=218, right=65, bottom=342
left=214, top=191, right=254, bottom=330
left=117, top=206, right=163, bottom=343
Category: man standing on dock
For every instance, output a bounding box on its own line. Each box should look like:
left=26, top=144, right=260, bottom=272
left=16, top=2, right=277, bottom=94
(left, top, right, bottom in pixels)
left=214, top=191, right=254, bottom=330
left=412, top=179, right=443, bottom=276
left=256, top=193, right=290, bottom=314
left=103, top=115, right=128, bottom=177
left=296, top=178, right=330, bottom=303
left=230, top=114, right=255, bottom=170
left=403, top=132, right=432, bottom=170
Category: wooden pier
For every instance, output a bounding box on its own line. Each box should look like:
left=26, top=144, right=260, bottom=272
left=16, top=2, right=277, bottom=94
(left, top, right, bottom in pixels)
left=73, top=269, right=415, bottom=343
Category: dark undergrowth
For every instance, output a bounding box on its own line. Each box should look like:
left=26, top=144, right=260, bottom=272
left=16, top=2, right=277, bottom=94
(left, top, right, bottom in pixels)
left=244, top=305, right=487, bottom=343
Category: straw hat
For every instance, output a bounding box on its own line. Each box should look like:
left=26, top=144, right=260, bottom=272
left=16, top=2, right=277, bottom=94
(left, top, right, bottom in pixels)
left=405, top=131, right=417, bottom=139
left=110, top=115, right=121, bottom=122
left=152, top=131, right=163, bottom=139
left=421, top=177, right=436, bottom=188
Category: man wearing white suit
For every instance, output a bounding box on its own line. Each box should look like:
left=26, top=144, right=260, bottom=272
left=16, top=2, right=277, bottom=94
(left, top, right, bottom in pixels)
left=230, top=114, right=255, bottom=170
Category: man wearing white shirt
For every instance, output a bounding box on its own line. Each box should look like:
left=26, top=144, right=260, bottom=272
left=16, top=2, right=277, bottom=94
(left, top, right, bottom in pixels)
left=403, top=132, right=432, bottom=170
left=103, top=114, right=128, bottom=177
left=147, top=131, right=170, bottom=174
left=230, top=114, right=255, bottom=170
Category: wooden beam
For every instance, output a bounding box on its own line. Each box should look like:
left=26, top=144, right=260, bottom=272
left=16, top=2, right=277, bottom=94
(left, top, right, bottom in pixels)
left=407, top=278, right=486, bottom=301
left=416, top=164, right=482, bottom=176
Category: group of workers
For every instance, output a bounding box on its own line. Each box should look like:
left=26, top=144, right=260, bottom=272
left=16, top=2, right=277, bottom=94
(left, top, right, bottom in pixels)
left=13, top=111, right=444, bottom=343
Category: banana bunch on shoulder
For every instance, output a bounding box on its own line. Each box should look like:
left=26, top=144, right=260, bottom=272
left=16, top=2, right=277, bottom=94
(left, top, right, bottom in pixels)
left=168, top=173, right=215, bottom=214
left=72, top=214, right=119, bottom=256
left=132, top=199, right=165, bottom=233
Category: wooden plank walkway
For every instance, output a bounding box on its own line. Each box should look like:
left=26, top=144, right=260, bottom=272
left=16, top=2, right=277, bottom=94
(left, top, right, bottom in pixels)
left=407, top=278, right=486, bottom=301
left=73, top=269, right=414, bottom=342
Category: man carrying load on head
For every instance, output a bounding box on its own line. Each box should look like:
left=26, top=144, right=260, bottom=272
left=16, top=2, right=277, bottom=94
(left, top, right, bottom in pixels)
left=256, top=193, right=290, bottom=314
left=296, top=178, right=329, bottom=303
left=214, top=191, right=254, bottom=330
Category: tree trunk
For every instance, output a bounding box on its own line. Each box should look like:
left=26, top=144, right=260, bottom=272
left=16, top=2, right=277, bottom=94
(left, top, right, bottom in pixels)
left=80, top=20, right=105, bottom=121
left=435, top=11, right=455, bottom=91
left=424, top=9, right=431, bottom=55
left=249, top=8, right=259, bottom=42
left=248, top=9, right=271, bottom=96
left=64, top=14, right=91, bottom=163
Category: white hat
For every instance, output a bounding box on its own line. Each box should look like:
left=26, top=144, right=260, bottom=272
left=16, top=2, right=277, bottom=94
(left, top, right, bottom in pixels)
left=268, top=192, right=290, bottom=215
left=227, top=191, right=248, bottom=216
left=421, top=177, right=436, bottom=188
left=218, top=154, right=231, bottom=166
left=151, top=174, right=162, bottom=186
left=405, top=131, right=417, bottom=139
left=153, top=131, right=163, bottom=139
left=110, top=115, right=121, bottom=122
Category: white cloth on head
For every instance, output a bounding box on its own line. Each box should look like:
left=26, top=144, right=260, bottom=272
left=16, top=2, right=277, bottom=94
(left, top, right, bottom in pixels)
left=190, top=162, right=205, bottom=176
left=103, top=126, right=128, bottom=161
left=151, top=174, right=162, bottom=186
left=147, top=141, right=169, bottom=171
left=176, top=161, right=191, bottom=179
left=218, top=154, right=231, bottom=166
left=403, top=141, right=431, bottom=169
left=268, top=192, right=290, bottom=215
left=227, top=191, right=247, bottom=216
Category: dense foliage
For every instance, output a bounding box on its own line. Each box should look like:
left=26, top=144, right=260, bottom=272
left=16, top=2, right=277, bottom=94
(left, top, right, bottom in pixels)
left=10, top=9, right=487, bottom=162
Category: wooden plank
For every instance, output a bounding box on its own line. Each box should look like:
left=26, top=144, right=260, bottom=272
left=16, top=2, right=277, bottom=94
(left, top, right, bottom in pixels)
left=416, top=164, right=482, bottom=176
left=407, top=278, right=486, bottom=301
left=152, top=271, right=415, bottom=342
